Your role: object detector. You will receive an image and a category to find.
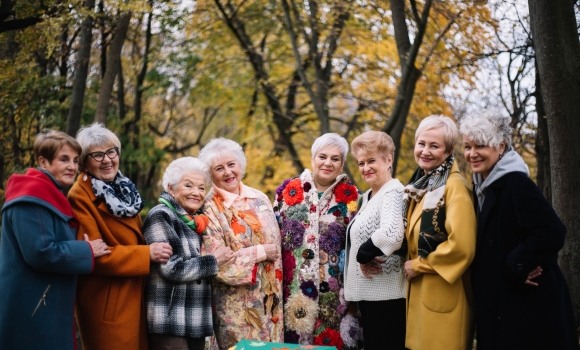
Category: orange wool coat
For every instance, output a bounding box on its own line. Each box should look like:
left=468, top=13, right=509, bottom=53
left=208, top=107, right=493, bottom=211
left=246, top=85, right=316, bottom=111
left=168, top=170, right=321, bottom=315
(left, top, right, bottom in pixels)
left=68, top=173, right=151, bottom=350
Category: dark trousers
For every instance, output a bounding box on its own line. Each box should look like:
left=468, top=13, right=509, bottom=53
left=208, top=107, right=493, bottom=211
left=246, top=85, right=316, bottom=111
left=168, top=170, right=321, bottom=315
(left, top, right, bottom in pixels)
left=358, top=298, right=406, bottom=350
left=149, top=334, right=205, bottom=350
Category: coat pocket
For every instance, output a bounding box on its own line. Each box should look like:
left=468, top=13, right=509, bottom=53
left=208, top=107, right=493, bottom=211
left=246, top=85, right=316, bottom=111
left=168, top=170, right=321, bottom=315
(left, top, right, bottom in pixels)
left=103, top=281, right=120, bottom=322
left=420, top=274, right=461, bottom=313
left=15, top=278, right=58, bottom=337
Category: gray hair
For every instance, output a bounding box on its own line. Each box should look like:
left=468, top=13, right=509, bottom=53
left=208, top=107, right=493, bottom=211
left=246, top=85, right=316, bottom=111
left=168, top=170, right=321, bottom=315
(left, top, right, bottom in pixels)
left=162, top=157, right=211, bottom=192
left=415, top=115, right=459, bottom=152
left=76, top=123, right=121, bottom=171
left=311, top=133, right=349, bottom=164
left=198, top=138, right=247, bottom=175
left=459, top=112, right=513, bottom=149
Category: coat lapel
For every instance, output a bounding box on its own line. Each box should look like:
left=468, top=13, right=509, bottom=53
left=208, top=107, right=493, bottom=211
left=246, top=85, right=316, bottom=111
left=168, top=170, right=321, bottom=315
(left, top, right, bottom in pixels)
left=476, top=180, right=500, bottom=251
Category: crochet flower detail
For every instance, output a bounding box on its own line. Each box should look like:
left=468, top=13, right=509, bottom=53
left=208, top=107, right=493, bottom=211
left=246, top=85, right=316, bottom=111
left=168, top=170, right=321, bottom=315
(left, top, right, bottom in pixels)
left=314, top=328, right=344, bottom=350
left=334, top=182, right=358, bottom=204
left=282, top=250, right=296, bottom=286
left=283, top=178, right=304, bottom=206
left=276, top=178, right=292, bottom=196
left=347, top=200, right=358, bottom=212
left=284, top=330, right=300, bottom=344
left=303, top=181, right=312, bottom=192
left=319, top=281, right=330, bottom=293
left=300, top=280, right=319, bottom=299
left=282, top=219, right=305, bottom=251
left=340, top=314, right=361, bottom=348
left=319, top=222, right=346, bottom=254
left=284, top=293, right=318, bottom=334
left=286, top=204, right=309, bottom=222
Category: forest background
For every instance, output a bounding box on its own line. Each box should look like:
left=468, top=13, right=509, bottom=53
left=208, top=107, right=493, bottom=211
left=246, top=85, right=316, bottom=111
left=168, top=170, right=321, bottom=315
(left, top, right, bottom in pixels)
left=1, top=0, right=579, bottom=335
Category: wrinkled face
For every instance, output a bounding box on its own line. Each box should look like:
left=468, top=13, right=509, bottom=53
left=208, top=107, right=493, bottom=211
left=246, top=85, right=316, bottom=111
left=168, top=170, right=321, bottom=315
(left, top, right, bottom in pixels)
left=85, top=144, right=120, bottom=182
left=463, top=136, right=505, bottom=180
left=311, top=146, right=343, bottom=187
left=210, top=155, right=243, bottom=194
left=168, top=172, right=206, bottom=215
left=355, top=149, right=392, bottom=189
left=39, top=144, right=79, bottom=187
left=414, top=128, right=450, bottom=172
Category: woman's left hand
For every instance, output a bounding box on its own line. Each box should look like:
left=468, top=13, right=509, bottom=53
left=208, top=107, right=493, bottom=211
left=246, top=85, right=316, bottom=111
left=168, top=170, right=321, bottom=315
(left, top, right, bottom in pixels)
left=404, top=259, right=420, bottom=281
left=359, top=257, right=386, bottom=278
left=524, top=266, right=542, bottom=287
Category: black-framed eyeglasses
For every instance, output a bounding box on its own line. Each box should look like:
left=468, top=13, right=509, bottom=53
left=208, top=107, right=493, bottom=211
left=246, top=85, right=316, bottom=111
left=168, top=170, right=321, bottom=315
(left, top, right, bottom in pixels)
left=87, top=147, right=119, bottom=162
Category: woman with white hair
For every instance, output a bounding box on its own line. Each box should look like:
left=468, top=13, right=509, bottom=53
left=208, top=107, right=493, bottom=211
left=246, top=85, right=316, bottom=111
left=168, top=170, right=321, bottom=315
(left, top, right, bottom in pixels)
left=403, top=116, right=477, bottom=350
left=69, top=123, right=173, bottom=350
left=460, top=114, right=577, bottom=350
left=198, top=138, right=283, bottom=350
left=273, top=133, right=361, bottom=349
left=143, top=157, right=234, bottom=350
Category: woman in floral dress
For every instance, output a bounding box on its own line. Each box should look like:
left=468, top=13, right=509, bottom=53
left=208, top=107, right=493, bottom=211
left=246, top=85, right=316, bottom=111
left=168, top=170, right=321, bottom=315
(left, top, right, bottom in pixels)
left=199, top=138, right=283, bottom=350
left=273, top=133, right=361, bottom=350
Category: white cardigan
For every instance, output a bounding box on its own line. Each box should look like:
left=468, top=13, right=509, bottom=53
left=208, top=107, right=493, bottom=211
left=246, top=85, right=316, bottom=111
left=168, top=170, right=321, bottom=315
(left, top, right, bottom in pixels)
left=344, top=178, right=406, bottom=301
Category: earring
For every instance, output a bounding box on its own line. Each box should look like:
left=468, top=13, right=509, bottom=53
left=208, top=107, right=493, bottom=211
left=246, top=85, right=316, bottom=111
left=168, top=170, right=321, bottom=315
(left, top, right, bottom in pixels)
left=499, top=153, right=504, bottom=160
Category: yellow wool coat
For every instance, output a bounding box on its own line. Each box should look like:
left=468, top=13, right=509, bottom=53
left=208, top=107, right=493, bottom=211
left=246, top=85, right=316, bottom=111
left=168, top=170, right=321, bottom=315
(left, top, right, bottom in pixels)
left=68, top=173, right=151, bottom=350
left=405, top=164, right=477, bottom=350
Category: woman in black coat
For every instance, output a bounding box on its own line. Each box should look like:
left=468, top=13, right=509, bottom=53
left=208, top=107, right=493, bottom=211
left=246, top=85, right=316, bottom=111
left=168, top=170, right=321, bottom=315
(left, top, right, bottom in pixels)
left=460, top=113, right=578, bottom=350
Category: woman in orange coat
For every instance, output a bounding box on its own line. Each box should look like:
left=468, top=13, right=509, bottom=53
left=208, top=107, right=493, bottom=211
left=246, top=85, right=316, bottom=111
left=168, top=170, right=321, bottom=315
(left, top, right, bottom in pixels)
left=68, top=123, right=173, bottom=350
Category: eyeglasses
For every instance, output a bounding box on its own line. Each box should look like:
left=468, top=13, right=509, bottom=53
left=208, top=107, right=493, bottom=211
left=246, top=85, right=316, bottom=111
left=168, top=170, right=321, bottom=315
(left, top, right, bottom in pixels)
left=87, top=147, right=119, bottom=162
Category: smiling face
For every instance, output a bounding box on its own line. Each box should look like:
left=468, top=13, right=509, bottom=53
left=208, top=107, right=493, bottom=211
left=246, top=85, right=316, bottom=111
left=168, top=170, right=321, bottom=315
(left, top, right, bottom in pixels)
left=168, top=172, right=206, bottom=215
left=210, top=154, right=243, bottom=195
left=355, top=149, right=392, bottom=192
left=414, top=128, right=451, bottom=173
left=311, top=145, right=343, bottom=191
left=85, top=144, right=120, bottom=182
left=38, top=144, right=79, bottom=187
left=463, top=136, right=505, bottom=179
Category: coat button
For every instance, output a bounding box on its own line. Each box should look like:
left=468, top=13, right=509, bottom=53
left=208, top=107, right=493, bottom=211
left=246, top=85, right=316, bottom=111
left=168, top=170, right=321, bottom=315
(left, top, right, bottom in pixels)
left=487, top=239, right=493, bottom=246
left=517, top=263, right=523, bottom=270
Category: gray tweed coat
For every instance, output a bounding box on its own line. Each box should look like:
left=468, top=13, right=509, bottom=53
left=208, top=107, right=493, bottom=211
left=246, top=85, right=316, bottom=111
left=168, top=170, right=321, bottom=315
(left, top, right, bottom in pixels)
left=143, top=191, right=218, bottom=338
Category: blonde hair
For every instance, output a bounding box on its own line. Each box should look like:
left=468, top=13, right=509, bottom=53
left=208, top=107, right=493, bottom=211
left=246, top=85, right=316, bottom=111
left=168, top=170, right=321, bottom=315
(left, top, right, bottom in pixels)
left=415, top=115, right=459, bottom=152
left=351, top=130, right=395, bottom=160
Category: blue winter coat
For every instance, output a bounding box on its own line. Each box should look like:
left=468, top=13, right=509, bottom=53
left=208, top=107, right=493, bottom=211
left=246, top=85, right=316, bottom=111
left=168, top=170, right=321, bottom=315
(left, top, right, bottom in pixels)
left=0, top=168, right=94, bottom=350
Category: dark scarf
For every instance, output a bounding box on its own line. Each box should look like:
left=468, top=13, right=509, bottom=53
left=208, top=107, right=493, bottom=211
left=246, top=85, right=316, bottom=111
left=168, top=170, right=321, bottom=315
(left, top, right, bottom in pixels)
left=403, top=155, right=454, bottom=258
left=88, top=171, right=144, bottom=218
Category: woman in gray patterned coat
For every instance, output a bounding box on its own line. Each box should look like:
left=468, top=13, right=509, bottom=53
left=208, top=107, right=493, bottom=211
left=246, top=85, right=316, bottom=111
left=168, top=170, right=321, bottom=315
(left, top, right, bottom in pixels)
left=143, top=157, right=234, bottom=350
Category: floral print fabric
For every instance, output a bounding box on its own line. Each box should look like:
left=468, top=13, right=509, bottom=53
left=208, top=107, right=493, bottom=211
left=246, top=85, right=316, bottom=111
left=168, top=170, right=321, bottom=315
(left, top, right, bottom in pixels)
left=273, top=169, right=361, bottom=350
left=202, top=185, right=283, bottom=350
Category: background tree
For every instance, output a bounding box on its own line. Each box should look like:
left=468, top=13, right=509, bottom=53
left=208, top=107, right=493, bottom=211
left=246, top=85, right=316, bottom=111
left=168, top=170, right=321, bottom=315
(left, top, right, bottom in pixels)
left=528, top=0, right=580, bottom=327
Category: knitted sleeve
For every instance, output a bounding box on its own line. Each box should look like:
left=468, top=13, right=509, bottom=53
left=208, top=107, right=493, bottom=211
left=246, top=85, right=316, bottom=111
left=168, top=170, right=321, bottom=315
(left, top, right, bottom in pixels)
left=369, top=187, right=405, bottom=256
left=143, top=207, right=218, bottom=283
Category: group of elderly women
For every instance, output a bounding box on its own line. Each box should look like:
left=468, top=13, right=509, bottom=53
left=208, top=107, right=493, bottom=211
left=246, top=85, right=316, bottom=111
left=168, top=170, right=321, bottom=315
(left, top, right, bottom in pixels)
left=0, top=114, right=577, bottom=350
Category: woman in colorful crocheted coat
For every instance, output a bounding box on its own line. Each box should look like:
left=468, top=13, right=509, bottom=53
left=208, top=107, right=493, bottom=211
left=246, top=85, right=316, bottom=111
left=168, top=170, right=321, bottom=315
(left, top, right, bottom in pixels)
left=143, top=157, right=234, bottom=350
left=273, top=133, right=361, bottom=350
left=199, top=138, right=283, bottom=350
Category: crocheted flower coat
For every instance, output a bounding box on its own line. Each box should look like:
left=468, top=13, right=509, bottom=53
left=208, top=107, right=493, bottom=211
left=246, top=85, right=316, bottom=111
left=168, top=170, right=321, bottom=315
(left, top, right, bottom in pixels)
left=273, top=169, right=362, bottom=350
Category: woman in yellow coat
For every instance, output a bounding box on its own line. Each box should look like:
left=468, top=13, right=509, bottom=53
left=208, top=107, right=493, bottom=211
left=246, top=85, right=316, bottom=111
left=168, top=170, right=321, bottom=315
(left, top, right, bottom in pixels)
left=402, top=116, right=477, bottom=350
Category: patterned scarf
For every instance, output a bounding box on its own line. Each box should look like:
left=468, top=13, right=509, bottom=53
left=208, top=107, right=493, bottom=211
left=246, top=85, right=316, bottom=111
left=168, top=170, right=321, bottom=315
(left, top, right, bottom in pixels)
left=402, top=155, right=454, bottom=258
left=158, top=193, right=208, bottom=235
left=90, top=171, right=144, bottom=218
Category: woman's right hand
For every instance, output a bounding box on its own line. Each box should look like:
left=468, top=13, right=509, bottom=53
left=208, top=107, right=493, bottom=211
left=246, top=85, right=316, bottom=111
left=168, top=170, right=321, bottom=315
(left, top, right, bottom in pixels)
left=149, top=242, right=173, bottom=263
left=84, top=234, right=111, bottom=258
left=263, top=243, right=279, bottom=261
left=212, top=245, right=235, bottom=266
left=524, top=266, right=542, bottom=286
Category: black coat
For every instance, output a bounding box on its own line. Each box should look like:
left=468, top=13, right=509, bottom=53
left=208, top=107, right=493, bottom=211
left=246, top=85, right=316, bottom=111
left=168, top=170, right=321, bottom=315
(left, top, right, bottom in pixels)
left=472, top=172, right=578, bottom=350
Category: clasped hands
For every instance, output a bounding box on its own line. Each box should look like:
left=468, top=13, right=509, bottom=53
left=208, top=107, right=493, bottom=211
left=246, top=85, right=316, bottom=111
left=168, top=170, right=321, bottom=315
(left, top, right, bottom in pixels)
left=359, top=257, right=386, bottom=278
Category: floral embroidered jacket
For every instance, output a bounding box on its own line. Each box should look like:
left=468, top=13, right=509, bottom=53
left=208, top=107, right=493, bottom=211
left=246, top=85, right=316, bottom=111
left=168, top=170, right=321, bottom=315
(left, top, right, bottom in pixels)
left=273, top=169, right=361, bottom=350
left=202, top=184, right=283, bottom=350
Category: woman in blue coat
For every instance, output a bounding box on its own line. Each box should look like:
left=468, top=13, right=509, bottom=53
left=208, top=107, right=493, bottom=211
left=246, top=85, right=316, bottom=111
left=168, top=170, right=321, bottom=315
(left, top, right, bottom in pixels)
left=0, top=130, right=110, bottom=350
left=460, top=113, right=578, bottom=350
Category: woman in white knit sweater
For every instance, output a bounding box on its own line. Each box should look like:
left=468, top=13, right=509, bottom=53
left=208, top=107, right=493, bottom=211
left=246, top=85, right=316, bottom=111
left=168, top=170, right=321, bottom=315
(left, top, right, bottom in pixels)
left=344, top=131, right=406, bottom=350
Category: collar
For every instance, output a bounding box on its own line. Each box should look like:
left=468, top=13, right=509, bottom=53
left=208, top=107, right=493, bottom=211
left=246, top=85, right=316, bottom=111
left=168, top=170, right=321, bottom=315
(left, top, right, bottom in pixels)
left=212, top=182, right=257, bottom=208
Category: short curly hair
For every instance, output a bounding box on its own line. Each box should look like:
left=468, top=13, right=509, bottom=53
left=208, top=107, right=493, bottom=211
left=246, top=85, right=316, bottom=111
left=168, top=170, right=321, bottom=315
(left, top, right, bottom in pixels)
left=351, top=131, right=395, bottom=160
left=459, top=112, right=512, bottom=149
left=198, top=138, right=247, bottom=176
left=311, top=133, right=349, bottom=164
left=162, top=157, right=210, bottom=192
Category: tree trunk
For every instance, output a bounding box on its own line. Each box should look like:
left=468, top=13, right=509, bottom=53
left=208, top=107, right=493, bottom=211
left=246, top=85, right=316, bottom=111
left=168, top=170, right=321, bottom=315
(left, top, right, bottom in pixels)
left=528, top=0, right=580, bottom=326
left=533, top=61, right=551, bottom=203
left=66, top=0, right=96, bottom=136
left=94, top=11, right=131, bottom=124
